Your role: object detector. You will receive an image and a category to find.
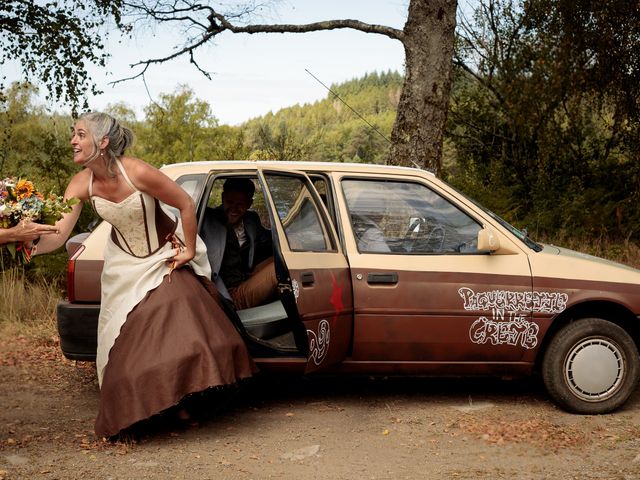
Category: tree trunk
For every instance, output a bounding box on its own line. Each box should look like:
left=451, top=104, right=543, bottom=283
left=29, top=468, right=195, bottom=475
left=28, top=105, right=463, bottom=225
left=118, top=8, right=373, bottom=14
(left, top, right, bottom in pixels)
left=388, top=0, right=457, bottom=174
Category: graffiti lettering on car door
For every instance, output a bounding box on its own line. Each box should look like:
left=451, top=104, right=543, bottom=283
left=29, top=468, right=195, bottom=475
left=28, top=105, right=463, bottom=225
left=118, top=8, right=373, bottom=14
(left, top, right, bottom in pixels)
left=458, top=287, right=569, bottom=349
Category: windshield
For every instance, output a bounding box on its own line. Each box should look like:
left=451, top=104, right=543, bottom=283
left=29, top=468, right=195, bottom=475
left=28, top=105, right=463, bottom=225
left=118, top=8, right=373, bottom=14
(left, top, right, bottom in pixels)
left=481, top=208, right=543, bottom=252
left=447, top=184, right=543, bottom=252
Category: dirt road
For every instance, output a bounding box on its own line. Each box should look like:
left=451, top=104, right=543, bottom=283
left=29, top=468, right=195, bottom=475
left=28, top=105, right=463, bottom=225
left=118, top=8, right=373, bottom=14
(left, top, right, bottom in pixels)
left=1, top=335, right=640, bottom=480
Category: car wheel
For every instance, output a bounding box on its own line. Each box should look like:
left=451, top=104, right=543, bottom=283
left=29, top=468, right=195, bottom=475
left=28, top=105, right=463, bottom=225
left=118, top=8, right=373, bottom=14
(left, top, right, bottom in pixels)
left=542, top=318, right=640, bottom=414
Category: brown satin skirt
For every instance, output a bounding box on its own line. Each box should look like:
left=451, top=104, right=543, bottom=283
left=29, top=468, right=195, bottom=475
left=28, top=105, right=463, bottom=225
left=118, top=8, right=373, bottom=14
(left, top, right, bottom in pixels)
left=94, top=268, right=256, bottom=438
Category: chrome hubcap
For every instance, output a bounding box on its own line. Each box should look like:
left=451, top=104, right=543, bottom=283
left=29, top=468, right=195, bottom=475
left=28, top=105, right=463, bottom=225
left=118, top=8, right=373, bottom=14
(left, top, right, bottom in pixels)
left=565, top=338, right=624, bottom=401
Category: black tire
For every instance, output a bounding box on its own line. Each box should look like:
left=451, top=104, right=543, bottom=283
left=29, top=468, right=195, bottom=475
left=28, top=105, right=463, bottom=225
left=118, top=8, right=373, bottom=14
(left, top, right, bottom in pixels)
left=542, top=318, right=640, bottom=414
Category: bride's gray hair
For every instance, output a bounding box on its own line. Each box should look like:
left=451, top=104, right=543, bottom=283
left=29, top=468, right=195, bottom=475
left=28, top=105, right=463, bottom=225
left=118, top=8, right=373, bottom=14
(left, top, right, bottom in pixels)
left=79, top=112, right=135, bottom=176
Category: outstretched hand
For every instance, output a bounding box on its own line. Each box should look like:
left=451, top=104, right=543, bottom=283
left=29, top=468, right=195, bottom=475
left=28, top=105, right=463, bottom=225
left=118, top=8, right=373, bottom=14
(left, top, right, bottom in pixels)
left=4, top=221, right=59, bottom=244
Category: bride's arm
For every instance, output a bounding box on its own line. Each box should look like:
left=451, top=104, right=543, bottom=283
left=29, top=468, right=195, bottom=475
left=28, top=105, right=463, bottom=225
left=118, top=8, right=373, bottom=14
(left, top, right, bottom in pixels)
left=34, top=172, right=88, bottom=255
left=124, top=157, right=197, bottom=267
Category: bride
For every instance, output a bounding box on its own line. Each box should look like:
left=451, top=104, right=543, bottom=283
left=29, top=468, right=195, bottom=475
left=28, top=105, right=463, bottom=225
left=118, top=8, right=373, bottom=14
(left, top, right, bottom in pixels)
left=36, top=112, right=256, bottom=439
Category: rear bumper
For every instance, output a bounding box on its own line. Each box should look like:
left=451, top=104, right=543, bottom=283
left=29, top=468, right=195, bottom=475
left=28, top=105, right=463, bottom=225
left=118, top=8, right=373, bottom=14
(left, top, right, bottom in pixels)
left=56, top=301, right=99, bottom=361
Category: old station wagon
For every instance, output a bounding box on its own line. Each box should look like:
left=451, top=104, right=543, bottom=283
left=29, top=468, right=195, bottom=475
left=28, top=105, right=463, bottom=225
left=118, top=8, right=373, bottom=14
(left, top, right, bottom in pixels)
left=57, top=161, right=640, bottom=414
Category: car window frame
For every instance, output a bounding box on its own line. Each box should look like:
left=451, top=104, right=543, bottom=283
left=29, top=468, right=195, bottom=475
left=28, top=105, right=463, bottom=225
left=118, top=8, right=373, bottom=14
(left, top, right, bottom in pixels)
left=260, top=170, right=339, bottom=254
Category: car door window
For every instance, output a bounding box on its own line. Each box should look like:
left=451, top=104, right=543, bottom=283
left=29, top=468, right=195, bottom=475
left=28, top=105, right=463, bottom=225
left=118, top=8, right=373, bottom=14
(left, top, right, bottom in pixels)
left=342, top=179, right=482, bottom=254
left=163, top=173, right=205, bottom=217
left=207, top=176, right=272, bottom=229
left=265, top=174, right=332, bottom=252
left=176, top=174, right=206, bottom=200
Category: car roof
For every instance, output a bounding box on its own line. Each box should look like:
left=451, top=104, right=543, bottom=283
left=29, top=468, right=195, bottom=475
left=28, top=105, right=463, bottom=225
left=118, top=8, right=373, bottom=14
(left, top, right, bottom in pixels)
left=159, top=160, right=435, bottom=178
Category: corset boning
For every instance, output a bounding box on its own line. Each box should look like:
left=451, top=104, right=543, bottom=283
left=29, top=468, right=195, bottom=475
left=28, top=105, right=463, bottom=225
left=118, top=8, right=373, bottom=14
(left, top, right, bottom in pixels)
left=92, top=192, right=177, bottom=258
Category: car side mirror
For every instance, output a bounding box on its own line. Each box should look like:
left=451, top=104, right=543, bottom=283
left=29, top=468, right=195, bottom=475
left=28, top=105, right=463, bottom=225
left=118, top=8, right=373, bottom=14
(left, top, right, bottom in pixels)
left=477, top=227, right=500, bottom=253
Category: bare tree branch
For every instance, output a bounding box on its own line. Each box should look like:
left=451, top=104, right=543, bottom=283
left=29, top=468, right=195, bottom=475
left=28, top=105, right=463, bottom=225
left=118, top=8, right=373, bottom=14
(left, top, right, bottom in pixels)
left=111, top=6, right=404, bottom=86
left=109, top=29, right=215, bottom=85
left=207, top=11, right=405, bottom=41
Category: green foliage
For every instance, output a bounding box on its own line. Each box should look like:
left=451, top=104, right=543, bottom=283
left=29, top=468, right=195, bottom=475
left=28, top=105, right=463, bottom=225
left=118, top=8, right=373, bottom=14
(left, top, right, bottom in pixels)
left=0, top=83, right=75, bottom=192
left=242, top=70, right=401, bottom=163
left=248, top=121, right=318, bottom=161
left=0, top=0, right=124, bottom=115
left=448, top=0, right=640, bottom=241
left=526, top=0, right=640, bottom=119
left=207, top=126, right=251, bottom=160
left=136, top=85, right=220, bottom=166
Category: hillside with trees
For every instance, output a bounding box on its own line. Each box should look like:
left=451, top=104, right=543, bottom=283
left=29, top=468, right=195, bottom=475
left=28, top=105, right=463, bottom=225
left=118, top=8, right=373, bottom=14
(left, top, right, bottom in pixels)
left=242, top=70, right=401, bottom=164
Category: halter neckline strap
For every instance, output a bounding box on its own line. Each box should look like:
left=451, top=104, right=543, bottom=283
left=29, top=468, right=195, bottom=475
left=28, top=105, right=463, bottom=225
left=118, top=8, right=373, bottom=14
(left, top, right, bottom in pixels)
left=88, top=158, right=138, bottom=197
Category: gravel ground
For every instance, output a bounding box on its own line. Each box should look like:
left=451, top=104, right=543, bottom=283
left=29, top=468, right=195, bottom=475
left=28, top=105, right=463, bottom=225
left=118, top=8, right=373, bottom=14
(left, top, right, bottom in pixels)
left=1, top=335, right=640, bottom=480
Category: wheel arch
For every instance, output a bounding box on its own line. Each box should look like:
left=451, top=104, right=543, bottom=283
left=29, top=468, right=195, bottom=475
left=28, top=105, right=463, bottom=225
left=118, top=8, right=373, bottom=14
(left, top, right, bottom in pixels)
left=535, top=300, right=640, bottom=371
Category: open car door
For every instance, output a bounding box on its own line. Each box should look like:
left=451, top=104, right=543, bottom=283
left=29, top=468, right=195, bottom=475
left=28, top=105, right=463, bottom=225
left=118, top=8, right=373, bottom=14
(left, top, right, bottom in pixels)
left=258, top=169, right=353, bottom=373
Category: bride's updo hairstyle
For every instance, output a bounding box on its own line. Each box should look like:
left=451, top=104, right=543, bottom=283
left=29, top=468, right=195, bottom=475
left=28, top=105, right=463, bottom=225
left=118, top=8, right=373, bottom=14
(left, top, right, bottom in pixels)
left=79, top=112, right=135, bottom=176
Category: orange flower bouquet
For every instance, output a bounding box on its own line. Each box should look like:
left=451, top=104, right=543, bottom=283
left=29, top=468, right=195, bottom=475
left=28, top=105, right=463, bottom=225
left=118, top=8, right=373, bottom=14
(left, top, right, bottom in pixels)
left=0, top=177, right=79, bottom=263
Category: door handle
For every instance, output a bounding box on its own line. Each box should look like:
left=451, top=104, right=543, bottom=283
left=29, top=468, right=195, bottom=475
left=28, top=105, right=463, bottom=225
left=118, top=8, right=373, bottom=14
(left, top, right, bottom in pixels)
left=367, top=272, right=398, bottom=284
left=300, top=271, right=315, bottom=286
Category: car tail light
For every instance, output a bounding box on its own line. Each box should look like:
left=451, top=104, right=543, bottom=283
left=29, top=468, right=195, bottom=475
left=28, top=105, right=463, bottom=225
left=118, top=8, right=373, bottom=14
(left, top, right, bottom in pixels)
left=67, top=258, right=76, bottom=302
left=66, top=245, right=85, bottom=303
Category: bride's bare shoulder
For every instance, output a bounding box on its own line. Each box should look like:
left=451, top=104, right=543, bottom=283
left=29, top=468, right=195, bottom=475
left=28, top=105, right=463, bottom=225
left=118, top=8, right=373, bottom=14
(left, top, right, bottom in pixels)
left=65, top=169, right=92, bottom=201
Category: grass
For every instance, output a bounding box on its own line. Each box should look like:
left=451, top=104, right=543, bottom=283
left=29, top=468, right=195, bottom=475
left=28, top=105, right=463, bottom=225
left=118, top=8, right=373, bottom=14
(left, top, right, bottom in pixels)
left=0, top=267, right=62, bottom=340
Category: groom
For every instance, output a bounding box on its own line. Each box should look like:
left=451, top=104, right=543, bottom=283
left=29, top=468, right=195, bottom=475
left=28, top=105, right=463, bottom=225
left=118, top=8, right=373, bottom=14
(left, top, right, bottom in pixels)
left=200, top=177, right=277, bottom=310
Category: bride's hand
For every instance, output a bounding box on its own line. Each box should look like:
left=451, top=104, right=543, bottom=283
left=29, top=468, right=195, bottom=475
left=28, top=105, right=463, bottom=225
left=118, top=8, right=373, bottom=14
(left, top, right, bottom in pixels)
left=167, top=245, right=195, bottom=270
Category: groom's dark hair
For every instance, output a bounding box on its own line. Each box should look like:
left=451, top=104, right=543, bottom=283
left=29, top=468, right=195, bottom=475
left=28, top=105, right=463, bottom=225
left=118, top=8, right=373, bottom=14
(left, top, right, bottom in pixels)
left=223, top=178, right=255, bottom=198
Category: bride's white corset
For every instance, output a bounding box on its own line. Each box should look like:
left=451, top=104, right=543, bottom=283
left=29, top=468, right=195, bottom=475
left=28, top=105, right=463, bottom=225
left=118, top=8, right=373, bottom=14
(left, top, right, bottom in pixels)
left=92, top=192, right=168, bottom=258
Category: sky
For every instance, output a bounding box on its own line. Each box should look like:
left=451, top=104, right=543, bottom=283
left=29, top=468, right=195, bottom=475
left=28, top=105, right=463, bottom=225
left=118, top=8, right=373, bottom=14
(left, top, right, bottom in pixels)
left=17, top=1, right=410, bottom=126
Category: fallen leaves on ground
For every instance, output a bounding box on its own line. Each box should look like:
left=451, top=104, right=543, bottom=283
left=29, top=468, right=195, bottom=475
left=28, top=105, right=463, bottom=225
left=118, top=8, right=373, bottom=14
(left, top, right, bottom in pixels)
left=0, top=333, right=100, bottom=453
left=0, top=335, right=59, bottom=366
left=0, top=334, right=96, bottom=387
left=457, top=417, right=587, bottom=451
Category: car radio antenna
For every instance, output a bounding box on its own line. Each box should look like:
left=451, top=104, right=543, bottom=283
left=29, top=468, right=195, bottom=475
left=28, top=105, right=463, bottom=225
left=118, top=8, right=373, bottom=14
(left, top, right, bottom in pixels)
left=305, top=68, right=392, bottom=145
